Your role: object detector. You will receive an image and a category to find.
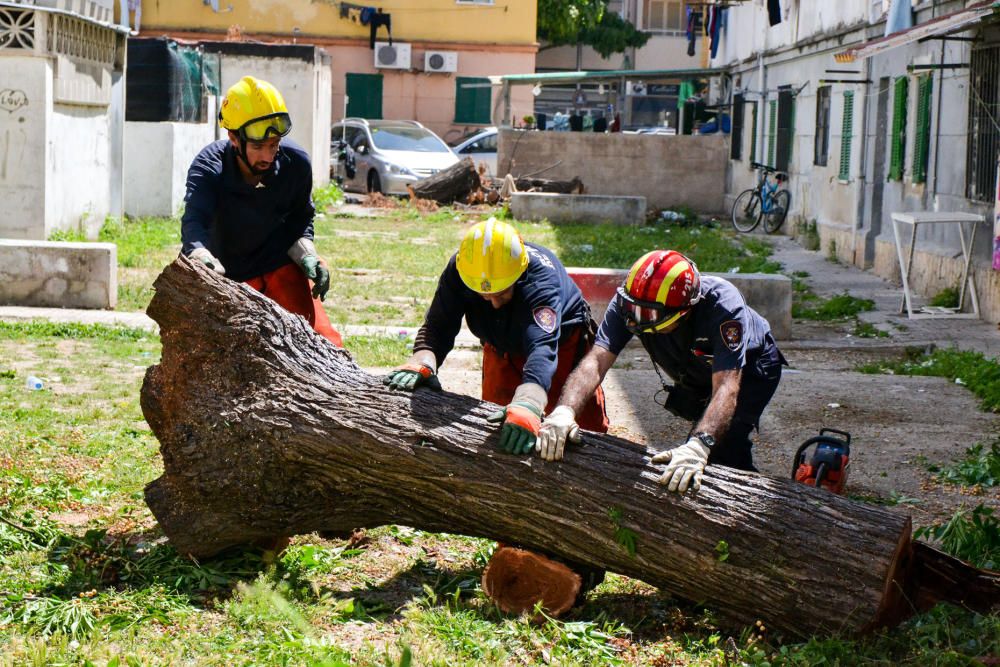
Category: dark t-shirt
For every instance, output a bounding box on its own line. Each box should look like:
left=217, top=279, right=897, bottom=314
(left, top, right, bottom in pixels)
left=596, top=275, right=777, bottom=392
left=180, top=139, right=315, bottom=282
left=413, top=243, right=589, bottom=391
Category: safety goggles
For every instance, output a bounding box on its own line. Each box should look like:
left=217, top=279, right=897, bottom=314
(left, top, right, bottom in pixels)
left=238, top=112, right=292, bottom=142
left=616, top=285, right=692, bottom=334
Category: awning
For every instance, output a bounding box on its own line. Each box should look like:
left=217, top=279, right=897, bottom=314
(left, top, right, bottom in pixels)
left=488, top=67, right=728, bottom=87
left=835, top=0, right=999, bottom=64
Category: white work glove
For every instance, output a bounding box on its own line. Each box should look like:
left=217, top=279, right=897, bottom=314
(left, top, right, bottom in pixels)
left=536, top=405, right=580, bottom=461
left=651, top=437, right=711, bottom=493
left=189, top=247, right=226, bottom=275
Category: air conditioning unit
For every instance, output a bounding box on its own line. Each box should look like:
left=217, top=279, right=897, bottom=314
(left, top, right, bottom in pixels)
left=424, top=50, right=458, bottom=73
left=627, top=81, right=647, bottom=96
left=374, top=42, right=411, bottom=70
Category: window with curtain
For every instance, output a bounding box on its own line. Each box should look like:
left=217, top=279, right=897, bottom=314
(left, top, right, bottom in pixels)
left=814, top=85, right=831, bottom=166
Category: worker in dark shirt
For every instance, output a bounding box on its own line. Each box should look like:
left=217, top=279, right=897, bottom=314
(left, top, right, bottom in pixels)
left=384, top=218, right=609, bottom=614
left=181, top=75, right=342, bottom=347
left=385, top=218, right=607, bottom=451
left=538, top=250, right=785, bottom=493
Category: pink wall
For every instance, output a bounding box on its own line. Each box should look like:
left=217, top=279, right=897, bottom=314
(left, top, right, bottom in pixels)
left=329, top=45, right=536, bottom=143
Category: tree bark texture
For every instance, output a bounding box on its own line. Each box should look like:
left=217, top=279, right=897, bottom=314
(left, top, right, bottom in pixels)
left=411, top=157, right=481, bottom=202
left=142, top=257, right=997, bottom=638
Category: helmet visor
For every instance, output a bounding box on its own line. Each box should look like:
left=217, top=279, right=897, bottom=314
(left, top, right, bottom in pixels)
left=239, top=112, right=292, bottom=142
left=616, top=285, right=689, bottom=335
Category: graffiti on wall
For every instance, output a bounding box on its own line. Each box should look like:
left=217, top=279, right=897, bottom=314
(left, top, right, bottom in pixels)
left=0, top=88, right=27, bottom=113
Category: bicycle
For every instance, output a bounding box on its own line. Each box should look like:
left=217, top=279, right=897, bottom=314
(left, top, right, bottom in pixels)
left=731, top=162, right=791, bottom=234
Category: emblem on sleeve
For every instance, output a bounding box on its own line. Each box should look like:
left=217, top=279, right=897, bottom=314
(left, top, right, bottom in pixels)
left=720, top=320, right=743, bottom=351
left=533, top=306, right=558, bottom=333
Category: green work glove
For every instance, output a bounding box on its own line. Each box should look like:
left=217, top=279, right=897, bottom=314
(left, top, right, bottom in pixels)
left=300, top=255, right=331, bottom=301
left=487, top=401, right=543, bottom=455
left=383, top=362, right=442, bottom=392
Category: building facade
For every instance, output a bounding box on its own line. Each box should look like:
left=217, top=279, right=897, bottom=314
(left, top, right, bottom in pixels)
left=133, top=0, right=537, bottom=144
left=715, top=0, right=1000, bottom=320
left=0, top=0, right=127, bottom=239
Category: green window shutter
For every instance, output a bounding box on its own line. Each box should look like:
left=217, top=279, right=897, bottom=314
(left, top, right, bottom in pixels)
left=455, top=77, right=492, bottom=124
left=345, top=73, right=383, bottom=119
left=749, top=101, right=758, bottom=165
left=888, top=77, right=908, bottom=181
left=839, top=91, right=854, bottom=181
left=767, top=99, right=777, bottom=167
left=912, top=74, right=933, bottom=184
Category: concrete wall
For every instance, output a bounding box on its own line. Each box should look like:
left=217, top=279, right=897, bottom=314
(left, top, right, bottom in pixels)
left=511, top=193, right=646, bottom=226
left=0, top=240, right=117, bottom=309
left=215, top=51, right=332, bottom=186
left=498, top=129, right=727, bottom=212
left=124, top=117, right=217, bottom=217
left=0, top=56, right=50, bottom=240
left=48, top=103, right=114, bottom=237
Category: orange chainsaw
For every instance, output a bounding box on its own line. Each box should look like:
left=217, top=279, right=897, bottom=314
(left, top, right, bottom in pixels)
left=792, top=428, right=851, bottom=494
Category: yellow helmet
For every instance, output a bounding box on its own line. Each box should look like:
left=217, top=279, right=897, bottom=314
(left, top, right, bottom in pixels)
left=456, top=219, right=529, bottom=294
left=219, top=75, right=292, bottom=142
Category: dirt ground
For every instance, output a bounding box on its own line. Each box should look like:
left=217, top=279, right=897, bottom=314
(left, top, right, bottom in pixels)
left=373, top=326, right=999, bottom=528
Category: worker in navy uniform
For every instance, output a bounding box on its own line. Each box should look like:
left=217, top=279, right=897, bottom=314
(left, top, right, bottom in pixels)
left=384, top=218, right=608, bottom=615
left=181, top=75, right=343, bottom=347
left=538, top=249, right=785, bottom=493
left=384, top=217, right=607, bottom=449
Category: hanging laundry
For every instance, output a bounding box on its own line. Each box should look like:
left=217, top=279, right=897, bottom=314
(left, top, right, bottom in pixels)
left=360, top=6, right=376, bottom=25
left=369, top=9, right=391, bottom=49
left=768, top=0, right=782, bottom=26
left=685, top=7, right=697, bottom=57
left=884, top=0, right=913, bottom=36
left=708, top=7, right=722, bottom=59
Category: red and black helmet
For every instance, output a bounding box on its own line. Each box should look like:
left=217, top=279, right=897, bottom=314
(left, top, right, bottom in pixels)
left=618, top=250, right=701, bottom=334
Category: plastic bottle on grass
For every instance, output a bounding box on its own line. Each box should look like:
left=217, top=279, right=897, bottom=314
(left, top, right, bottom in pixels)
left=25, top=376, right=43, bottom=391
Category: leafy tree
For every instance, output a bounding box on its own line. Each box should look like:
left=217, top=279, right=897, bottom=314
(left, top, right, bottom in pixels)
left=537, top=0, right=649, bottom=57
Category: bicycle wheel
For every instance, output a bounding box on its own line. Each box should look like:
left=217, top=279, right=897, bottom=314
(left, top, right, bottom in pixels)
left=731, top=189, right=762, bottom=233
left=763, top=189, right=791, bottom=233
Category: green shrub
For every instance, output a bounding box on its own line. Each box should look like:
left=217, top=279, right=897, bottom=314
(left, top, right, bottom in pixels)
left=929, top=442, right=1000, bottom=487
left=915, top=505, right=1000, bottom=570
left=930, top=286, right=960, bottom=308
left=793, top=292, right=875, bottom=320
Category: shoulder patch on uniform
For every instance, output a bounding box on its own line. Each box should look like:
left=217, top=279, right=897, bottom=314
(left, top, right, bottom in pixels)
left=720, top=320, right=743, bottom=352
left=533, top=306, right=558, bottom=333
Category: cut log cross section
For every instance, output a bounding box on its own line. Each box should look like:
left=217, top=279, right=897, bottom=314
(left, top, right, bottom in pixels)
left=142, top=256, right=999, bottom=638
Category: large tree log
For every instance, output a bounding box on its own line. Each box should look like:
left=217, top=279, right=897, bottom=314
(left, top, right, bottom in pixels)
left=411, top=157, right=480, bottom=203
left=142, top=257, right=999, bottom=638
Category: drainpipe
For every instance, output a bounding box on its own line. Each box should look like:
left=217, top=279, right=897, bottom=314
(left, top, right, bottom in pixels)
left=930, top=26, right=946, bottom=200
left=757, top=52, right=766, bottom=164
left=856, top=54, right=872, bottom=267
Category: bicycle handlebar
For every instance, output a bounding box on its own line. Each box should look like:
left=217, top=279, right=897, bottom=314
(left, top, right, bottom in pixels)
left=751, top=162, right=788, bottom=180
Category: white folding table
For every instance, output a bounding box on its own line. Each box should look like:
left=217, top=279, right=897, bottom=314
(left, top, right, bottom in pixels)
left=890, top=211, right=985, bottom=319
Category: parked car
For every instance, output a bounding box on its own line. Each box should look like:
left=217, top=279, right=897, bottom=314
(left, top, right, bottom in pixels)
left=449, top=126, right=498, bottom=177
left=331, top=119, right=459, bottom=195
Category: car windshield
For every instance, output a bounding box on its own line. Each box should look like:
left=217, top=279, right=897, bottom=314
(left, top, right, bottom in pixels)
left=371, top=126, right=450, bottom=152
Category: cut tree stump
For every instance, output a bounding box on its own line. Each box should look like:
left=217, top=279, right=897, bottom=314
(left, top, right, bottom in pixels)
left=411, top=157, right=480, bottom=203
left=142, top=256, right=1000, bottom=638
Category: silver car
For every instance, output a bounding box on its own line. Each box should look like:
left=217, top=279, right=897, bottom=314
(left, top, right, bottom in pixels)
left=331, top=119, right=459, bottom=195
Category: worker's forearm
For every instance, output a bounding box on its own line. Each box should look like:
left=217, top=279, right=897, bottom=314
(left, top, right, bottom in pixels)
left=695, top=369, right=741, bottom=439
left=557, top=347, right=615, bottom=415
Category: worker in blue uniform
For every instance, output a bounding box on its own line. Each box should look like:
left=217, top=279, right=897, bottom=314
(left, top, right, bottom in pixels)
left=181, top=75, right=342, bottom=347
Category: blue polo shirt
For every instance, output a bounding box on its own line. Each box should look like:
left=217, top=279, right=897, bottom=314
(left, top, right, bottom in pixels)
left=412, top=243, right=590, bottom=391
left=596, top=275, right=778, bottom=393
left=180, top=139, right=315, bottom=282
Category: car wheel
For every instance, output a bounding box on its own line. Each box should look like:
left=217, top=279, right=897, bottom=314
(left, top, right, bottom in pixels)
left=367, top=170, right=382, bottom=194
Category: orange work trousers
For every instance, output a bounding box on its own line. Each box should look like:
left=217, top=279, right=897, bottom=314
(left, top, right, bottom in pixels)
left=243, top=262, right=344, bottom=348
left=482, top=326, right=608, bottom=433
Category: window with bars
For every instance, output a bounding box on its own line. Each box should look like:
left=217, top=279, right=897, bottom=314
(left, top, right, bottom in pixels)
left=455, top=76, right=492, bottom=124
left=815, top=86, right=831, bottom=166
left=766, top=99, right=777, bottom=167
left=888, top=77, right=909, bottom=181
left=346, top=73, right=382, bottom=119
left=775, top=87, right=795, bottom=172
left=912, top=74, right=933, bottom=184
left=749, top=100, right=758, bottom=166
left=731, top=94, right=745, bottom=160
left=643, top=1, right=684, bottom=31
left=839, top=91, right=854, bottom=181
left=966, top=45, right=1000, bottom=201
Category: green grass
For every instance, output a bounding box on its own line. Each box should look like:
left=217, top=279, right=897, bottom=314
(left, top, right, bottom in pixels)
left=793, top=292, right=875, bottom=320
left=857, top=347, right=1000, bottom=412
